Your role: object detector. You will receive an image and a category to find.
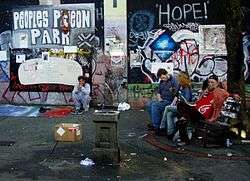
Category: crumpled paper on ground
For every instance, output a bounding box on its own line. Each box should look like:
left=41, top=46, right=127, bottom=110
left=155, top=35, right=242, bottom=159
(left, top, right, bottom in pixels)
left=80, top=158, right=95, bottom=166
left=117, top=102, right=130, bottom=111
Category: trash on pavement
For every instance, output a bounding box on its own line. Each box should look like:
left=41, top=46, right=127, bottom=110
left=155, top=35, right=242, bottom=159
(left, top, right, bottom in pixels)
left=128, top=133, right=136, bottom=137
left=241, top=139, right=250, bottom=144
left=130, top=152, right=137, bottom=156
left=54, top=123, right=82, bottom=142
left=117, top=102, right=130, bottom=111
left=207, top=153, right=212, bottom=157
left=241, top=130, right=246, bottom=139
left=124, top=158, right=131, bottom=162
left=138, top=133, right=147, bottom=139
left=227, top=153, right=233, bottom=157
left=163, top=157, right=168, bottom=161
left=80, top=158, right=95, bottom=166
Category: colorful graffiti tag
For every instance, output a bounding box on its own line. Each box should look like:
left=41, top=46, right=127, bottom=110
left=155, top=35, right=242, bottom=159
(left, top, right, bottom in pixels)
left=128, top=0, right=227, bottom=84
left=0, top=0, right=104, bottom=105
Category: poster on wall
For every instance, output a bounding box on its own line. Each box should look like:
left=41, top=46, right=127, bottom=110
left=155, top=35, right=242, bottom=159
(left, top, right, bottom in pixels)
left=127, top=0, right=227, bottom=84
left=9, top=4, right=95, bottom=92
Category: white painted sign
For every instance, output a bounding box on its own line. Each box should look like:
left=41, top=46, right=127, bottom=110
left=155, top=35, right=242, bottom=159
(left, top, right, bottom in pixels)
left=0, top=51, right=7, bottom=61
left=64, top=46, right=78, bottom=53
left=18, top=57, right=82, bottom=85
left=12, top=4, right=95, bottom=48
left=16, top=54, right=26, bottom=63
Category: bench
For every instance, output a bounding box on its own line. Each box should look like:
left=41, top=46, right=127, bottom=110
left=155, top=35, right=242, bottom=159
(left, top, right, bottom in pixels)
left=194, top=96, right=241, bottom=147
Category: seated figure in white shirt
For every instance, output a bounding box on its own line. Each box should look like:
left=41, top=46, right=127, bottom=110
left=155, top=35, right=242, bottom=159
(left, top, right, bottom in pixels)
left=72, top=75, right=91, bottom=114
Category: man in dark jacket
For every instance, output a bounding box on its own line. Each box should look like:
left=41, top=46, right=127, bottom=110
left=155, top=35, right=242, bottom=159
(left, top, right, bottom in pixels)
left=147, top=68, right=179, bottom=130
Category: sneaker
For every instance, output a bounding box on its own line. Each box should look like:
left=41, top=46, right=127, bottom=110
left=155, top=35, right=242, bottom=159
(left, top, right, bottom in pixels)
left=72, top=110, right=82, bottom=115
left=176, top=141, right=187, bottom=146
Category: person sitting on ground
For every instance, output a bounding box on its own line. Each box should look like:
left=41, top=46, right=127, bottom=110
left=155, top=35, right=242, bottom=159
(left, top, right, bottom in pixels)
left=147, top=68, right=179, bottom=131
left=157, top=71, right=193, bottom=138
left=176, top=74, right=230, bottom=144
left=72, top=75, right=91, bottom=114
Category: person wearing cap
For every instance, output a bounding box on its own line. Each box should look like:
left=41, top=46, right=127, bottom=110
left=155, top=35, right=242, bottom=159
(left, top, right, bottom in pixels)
left=175, top=74, right=230, bottom=144
left=72, top=75, right=91, bottom=114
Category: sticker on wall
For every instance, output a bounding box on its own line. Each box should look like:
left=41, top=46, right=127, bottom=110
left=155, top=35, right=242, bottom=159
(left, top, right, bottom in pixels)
left=110, top=50, right=125, bottom=67
left=42, top=52, right=49, bottom=61
left=129, top=50, right=141, bottom=68
left=16, top=54, right=26, bottom=63
left=0, top=51, right=7, bottom=61
left=12, top=32, right=29, bottom=48
left=64, top=46, right=78, bottom=53
left=199, top=25, right=227, bottom=55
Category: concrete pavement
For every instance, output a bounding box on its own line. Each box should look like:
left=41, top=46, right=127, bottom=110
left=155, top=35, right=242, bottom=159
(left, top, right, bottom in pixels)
left=0, top=108, right=250, bottom=181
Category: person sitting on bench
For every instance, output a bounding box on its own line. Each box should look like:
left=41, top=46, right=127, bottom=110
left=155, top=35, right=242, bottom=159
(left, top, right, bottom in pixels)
left=176, top=74, right=229, bottom=145
left=157, top=71, right=193, bottom=138
left=146, top=69, right=179, bottom=131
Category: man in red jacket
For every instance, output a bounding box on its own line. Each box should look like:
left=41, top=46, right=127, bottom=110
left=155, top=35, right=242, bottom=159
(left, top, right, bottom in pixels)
left=176, top=74, right=230, bottom=144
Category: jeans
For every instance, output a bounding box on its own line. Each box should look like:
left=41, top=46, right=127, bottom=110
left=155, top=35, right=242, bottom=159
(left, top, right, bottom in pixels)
left=146, top=100, right=171, bottom=128
left=72, top=92, right=91, bottom=111
left=160, top=105, right=178, bottom=135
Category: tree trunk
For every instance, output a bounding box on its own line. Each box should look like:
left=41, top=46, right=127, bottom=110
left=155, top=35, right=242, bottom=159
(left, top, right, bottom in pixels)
left=224, top=0, right=249, bottom=136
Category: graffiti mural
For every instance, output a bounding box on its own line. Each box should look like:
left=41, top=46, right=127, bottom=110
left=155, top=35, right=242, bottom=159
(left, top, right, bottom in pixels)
left=0, top=1, right=104, bottom=105
left=128, top=0, right=227, bottom=85
left=243, top=34, right=250, bottom=84
left=128, top=84, right=158, bottom=109
left=9, top=4, right=95, bottom=92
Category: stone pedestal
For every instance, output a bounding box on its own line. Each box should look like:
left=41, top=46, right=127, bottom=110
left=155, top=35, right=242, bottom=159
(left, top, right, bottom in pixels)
left=93, top=110, right=120, bottom=163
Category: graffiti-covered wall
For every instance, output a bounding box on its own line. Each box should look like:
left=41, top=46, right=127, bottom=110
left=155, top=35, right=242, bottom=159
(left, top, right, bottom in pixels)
left=101, top=0, right=127, bottom=106
left=0, top=0, right=105, bottom=105
left=127, top=0, right=233, bottom=107
left=0, top=0, right=250, bottom=107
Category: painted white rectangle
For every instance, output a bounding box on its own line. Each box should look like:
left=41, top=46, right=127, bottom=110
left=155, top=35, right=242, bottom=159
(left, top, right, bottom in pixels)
left=18, top=57, right=83, bottom=86
left=16, top=54, right=26, bottom=63
left=64, top=46, right=78, bottom=53
left=151, top=62, right=174, bottom=75
left=0, top=51, right=7, bottom=61
left=199, top=24, right=227, bottom=55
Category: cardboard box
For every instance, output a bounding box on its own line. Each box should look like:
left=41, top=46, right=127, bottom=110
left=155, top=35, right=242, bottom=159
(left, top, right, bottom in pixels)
left=54, top=123, right=82, bottom=142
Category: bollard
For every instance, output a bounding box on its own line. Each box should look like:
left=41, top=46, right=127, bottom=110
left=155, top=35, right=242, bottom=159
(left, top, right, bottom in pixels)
left=93, top=110, right=120, bottom=163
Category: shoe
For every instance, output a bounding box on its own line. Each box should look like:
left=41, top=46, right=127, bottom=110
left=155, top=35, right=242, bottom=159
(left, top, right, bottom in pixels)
left=72, top=110, right=82, bottom=115
left=176, top=138, right=189, bottom=146
left=176, top=141, right=187, bottom=146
